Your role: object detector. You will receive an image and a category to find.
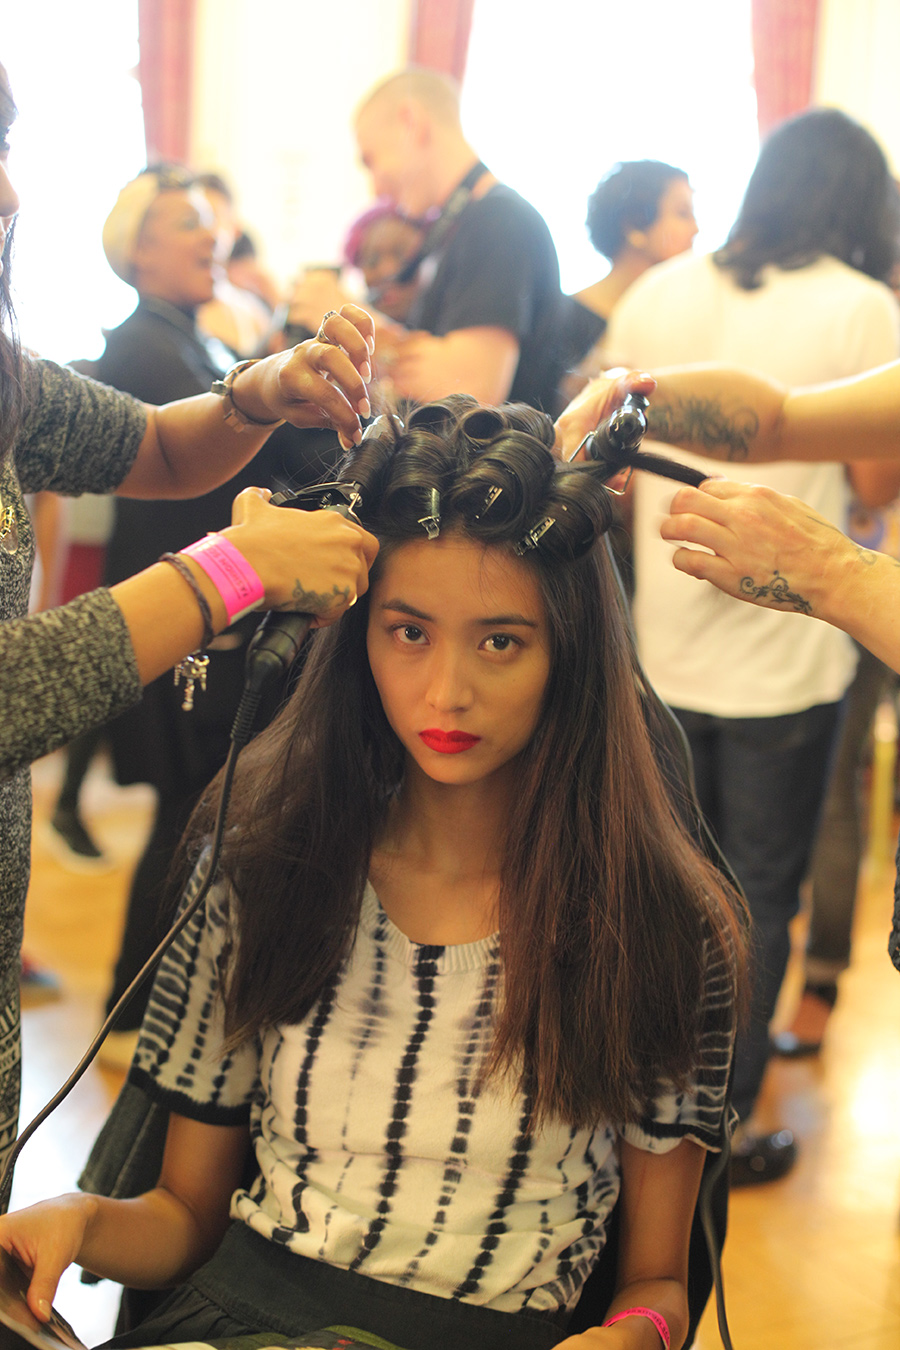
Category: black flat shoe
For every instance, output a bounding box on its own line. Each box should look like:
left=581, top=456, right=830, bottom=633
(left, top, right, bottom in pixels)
left=730, top=1129, right=797, bottom=1187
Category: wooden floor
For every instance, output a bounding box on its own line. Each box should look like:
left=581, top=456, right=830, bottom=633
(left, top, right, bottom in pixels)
left=17, top=751, right=900, bottom=1349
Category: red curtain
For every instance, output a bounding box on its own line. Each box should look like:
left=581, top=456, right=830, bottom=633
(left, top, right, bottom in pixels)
left=408, top=0, right=476, bottom=83
left=751, top=0, right=821, bottom=140
left=137, top=0, right=196, bottom=165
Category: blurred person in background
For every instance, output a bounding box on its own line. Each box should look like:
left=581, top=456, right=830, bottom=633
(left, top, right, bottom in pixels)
left=595, top=107, right=900, bottom=1183
left=196, top=172, right=276, bottom=359
left=559, top=160, right=698, bottom=392
left=288, top=68, right=564, bottom=410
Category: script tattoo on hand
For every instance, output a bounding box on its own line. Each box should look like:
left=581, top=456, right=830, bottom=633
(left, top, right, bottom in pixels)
left=739, top=571, right=812, bottom=615
left=647, top=399, right=759, bottom=462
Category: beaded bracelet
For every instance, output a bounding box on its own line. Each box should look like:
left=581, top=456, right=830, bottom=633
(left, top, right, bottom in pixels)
left=602, top=1307, right=670, bottom=1349
left=159, top=551, right=215, bottom=648
left=180, top=532, right=265, bottom=625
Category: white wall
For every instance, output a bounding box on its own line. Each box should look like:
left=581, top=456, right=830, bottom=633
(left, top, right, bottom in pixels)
left=815, top=0, right=900, bottom=172
left=190, top=0, right=412, bottom=288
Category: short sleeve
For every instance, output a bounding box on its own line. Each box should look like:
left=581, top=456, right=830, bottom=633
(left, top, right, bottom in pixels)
left=414, top=192, right=556, bottom=340
left=16, top=356, right=146, bottom=496
left=129, top=861, right=259, bottom=1125
left=619, top=937, right=736, bottom=1154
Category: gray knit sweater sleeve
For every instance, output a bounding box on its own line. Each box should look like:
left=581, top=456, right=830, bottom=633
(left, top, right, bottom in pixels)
left=0, top=589, right=141, bottom=779
left=0, top=357, right=146, bottom=780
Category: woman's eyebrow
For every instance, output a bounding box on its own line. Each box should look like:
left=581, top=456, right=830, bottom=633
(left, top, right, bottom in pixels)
left=379, top=598, right=433, bottom=621
left=476, top=614, right=539, bottom=628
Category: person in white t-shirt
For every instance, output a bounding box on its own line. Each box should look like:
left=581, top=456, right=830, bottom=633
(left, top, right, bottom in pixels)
left=603, top=107, right=900, bottom=1186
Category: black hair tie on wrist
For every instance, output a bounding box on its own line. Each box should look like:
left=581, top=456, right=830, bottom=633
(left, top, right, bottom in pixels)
left=159, top=551, right=215, bottom=648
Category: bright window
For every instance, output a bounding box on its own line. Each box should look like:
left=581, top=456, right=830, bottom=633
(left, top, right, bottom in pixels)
left=461, top=0, right=759, bottom=292
left=4, top=0, right=145, bottom=362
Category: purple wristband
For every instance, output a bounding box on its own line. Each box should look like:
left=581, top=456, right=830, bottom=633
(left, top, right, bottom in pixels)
left=602, top=1306, right=671, bottom=1348
left=180, top=533, right=264, bottom=624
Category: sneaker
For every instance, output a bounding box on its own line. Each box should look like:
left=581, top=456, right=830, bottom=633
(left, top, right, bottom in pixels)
left=45, top=805, right=113, bottom=874
left=730, top=1128, right=797, bottom=1187
left=20, top=955, right=62, bottom=1009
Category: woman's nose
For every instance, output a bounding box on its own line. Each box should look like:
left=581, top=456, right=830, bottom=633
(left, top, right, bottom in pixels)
left=426, top=649, right=473, bottom=712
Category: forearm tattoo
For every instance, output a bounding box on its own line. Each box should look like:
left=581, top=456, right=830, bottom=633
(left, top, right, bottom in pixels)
left=739, top=571, right=812, bottom=615
left=647, top=398, right=760, bottom=462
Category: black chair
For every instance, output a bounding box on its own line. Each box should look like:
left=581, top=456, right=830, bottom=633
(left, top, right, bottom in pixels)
left=568, top=1100, right=733, bottom=1348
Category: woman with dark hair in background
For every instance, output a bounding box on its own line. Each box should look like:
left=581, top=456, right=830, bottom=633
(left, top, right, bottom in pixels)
left=602, top=106, right=900, bottom=1185
left=0, top=399, right=746, bottom=1350
left=559, top=160, right=698, bottom=384
left=0, top=59, right=376, bottom=1183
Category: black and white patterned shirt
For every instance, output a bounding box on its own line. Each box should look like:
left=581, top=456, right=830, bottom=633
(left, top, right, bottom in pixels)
left=132, top=873, right=734, bottom=1318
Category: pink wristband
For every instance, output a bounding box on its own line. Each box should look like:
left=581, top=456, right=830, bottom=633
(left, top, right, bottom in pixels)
left=180, top=532, right=265, bottom=625
left=602, top=1307, right=670, bottom=1348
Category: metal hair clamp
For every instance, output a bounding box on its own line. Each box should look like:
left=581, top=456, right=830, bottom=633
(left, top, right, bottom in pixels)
left=514, top=516, right=556, bottom=555
left=418, top=488, right=441, bottom=540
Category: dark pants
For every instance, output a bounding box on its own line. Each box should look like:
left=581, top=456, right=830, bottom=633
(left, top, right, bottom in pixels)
left=672, top=701, right=841, bottom=1122
left=805, top=648, right=895, bottom=982
left=103, top=1222, right=564, bottom=1350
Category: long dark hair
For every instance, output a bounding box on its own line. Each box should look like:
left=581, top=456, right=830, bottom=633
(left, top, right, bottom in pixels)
left=188, top=398, right=746, bottom=1129
left=716, top=107, right=900, bottom=290
left=0, top=64, right=22, bottom=467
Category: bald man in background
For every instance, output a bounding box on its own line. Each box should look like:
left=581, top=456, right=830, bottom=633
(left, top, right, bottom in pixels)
left=290, top=68, right=564, bottom=410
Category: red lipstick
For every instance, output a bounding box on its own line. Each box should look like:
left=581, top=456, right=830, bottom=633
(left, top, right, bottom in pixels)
left=419, top=729, right=481, bottom=754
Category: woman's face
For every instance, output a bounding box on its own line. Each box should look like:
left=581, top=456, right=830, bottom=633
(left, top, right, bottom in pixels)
left=357, top=215, right=423, bottom=322
left=641, top=177, right=698, bottom=263
left=367, top=534, right=551, bottom=792
left=131, top=188, right=218, bottom=308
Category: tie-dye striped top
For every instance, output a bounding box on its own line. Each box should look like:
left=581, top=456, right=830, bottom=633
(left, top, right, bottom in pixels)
left=131, top=873, right=734, bottom=1318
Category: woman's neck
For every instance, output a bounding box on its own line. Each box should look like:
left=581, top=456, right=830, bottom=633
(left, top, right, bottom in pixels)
left=371, top=765, right=514, bottom=944
left=574, top=251, right=653, bottom=319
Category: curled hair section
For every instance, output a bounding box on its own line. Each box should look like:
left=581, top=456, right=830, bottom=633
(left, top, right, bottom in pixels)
left=340, top=397, right=706, bottom=560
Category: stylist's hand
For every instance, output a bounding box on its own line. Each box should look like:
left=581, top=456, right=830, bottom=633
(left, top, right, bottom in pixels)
left=660, top=478, right=852, bottom=616
left=224, top=486, right=379, bottom=624
left=233, top=305, right=375, bottom=450
left=0, top=1194, right=93, bottom=1322
left=555, top=369, right=656, bottom=462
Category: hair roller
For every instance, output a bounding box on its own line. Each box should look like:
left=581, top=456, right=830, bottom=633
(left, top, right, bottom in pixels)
left=459, top=406, right=507, bottom=446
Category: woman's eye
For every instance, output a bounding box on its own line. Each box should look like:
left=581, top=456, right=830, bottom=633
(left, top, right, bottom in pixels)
left=395, top=624, right=426, bottom=645
left=483, top=633, right=517, bottom=653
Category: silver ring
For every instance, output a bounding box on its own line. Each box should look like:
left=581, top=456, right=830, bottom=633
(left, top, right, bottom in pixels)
left=316, top=310, right=340, bottom=344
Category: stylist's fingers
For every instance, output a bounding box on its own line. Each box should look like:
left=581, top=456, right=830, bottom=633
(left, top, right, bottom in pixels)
left=554, top=369, right=656, bottom=462
left=275, top=305, right=376, bottom=445
left=229, top=485, right=272, bottom=526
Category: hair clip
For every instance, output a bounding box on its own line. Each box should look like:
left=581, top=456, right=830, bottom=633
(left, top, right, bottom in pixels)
left=474, top=485, right=503, bottom=520
left=514, top=516, right=556, bottom=555
left=362, top=412, right=404, bottom=441
left=418, top=488, right=441, bottom=540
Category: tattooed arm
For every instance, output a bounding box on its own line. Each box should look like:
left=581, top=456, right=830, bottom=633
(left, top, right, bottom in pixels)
left=649, top=361, right=900, bottom=464
left=555, top=361, right=900, bottom=466
left=660, top=479, right=900, bottom=672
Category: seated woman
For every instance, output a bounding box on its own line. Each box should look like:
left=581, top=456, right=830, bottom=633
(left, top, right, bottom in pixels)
left=0, top=399, right=746, bottom=1350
